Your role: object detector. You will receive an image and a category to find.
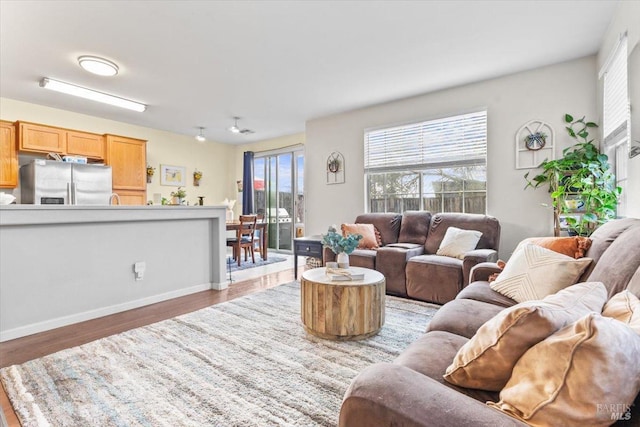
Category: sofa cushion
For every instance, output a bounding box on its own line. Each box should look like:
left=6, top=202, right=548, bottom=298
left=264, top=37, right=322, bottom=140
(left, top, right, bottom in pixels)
left=516, top=236, right=592, bottom=259
left=347, top=249, right=377, bottom=270
left=490, top=313, right=640, bottom=427
left=426, top=298, right=505, bottom=339
left=341, top=223, right=381, bottom=249
left=490, top=243, right=592, bottom=303
left=444, top=282, right=607, bottom=391
left=406, top=255, right=463, bottom=304
left=376, top=245, right=424, bottom=297
left=354, top=213, right=402, bottom=246
left=456, top=281, right=518, bottom=308
left=397, top=210, right=431, bottom=245
left=425, top=213, right=500, bottom=255
left=394, top=331, right=499, bottom=404
left=586, top=222, right=640, bottom=298
left=436, top=226, right=482, bottom=259
left=602, top=290, right=640, bottom=333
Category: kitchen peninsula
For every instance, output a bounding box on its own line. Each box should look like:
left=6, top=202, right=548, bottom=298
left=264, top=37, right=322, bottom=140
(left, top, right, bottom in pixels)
left=0, top=205, right=227, bottom=341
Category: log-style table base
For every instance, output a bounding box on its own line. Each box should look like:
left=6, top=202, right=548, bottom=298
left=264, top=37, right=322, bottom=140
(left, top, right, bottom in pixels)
left=300, top=267, right=385, bottom=341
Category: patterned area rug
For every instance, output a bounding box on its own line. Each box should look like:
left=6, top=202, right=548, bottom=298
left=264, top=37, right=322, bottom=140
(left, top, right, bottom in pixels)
left=1, top=282, right=439, bottom=427
left=227, top=255, right=287, bottom=272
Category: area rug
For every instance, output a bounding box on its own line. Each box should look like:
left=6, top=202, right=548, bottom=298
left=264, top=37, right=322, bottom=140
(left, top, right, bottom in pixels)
left=1, top=282, right=439, bottom=427
left=227, top=255, right=287, bottom=272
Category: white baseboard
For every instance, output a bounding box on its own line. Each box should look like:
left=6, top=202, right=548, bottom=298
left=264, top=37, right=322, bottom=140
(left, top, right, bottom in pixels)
left=0, top=283, right=216, bottom=342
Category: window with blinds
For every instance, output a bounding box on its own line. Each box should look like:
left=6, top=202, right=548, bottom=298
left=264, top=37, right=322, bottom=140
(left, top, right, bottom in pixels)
left=601, top=34, right=628, bottom=217
left=602, top=35, right=629, bottom=146
left=364, top=111, right=487, bottom=214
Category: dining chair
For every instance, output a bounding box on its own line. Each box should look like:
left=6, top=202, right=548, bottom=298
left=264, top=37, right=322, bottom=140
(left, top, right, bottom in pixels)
left=253, top=213, right=265, bottom=256
left=226, top=215, right=257, bottom=266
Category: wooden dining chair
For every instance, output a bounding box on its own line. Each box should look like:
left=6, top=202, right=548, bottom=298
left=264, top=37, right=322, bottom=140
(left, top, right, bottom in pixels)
left=226, top=215, right=257, bottom=266
left=253, top=213, right=265, bottom=257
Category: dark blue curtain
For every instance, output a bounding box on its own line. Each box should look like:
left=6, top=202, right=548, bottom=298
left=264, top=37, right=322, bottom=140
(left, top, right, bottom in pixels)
left=242, top=151, right=254, bottom=214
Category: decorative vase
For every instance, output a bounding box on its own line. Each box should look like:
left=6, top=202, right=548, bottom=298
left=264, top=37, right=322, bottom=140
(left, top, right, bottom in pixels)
left=147, top=175, right=152, bottom=184
left=336, top=252, right=349, bottom=269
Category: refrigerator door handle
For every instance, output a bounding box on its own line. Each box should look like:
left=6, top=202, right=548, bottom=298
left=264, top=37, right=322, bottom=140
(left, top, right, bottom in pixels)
left=67, top=182, right=72, bottom=205
left=70, top=182, right=77, bottom=205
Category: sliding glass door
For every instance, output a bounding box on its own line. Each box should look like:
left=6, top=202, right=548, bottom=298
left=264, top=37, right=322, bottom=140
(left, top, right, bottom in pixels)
left=253, top=148, right=304, bottom=252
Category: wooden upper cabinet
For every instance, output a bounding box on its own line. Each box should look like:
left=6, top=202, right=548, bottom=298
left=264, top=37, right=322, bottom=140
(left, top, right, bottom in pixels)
left=66, top=131, right=104, bottom=159
left=0, top=120, right=18, bottom=188
left=17, top=121, right=66, bottom=154
left=105, top=134, right=147, bottom=191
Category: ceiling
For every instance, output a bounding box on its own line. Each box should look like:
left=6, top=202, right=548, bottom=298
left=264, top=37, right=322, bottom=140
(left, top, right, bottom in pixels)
left=0, top=1, right=618, bottom=145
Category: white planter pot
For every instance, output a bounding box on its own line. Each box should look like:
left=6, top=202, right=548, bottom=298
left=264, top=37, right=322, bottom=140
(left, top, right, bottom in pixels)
left=336, top=252, right=350, bottom=269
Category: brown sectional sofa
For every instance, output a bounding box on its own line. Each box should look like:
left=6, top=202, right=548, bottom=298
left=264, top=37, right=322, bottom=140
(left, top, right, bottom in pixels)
left=339, top=218, right=640, bottom=427
left=324, top=211, right=501, bottom=304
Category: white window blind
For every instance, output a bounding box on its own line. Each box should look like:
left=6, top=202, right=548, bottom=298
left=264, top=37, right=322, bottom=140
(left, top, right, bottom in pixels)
left=602, top=35, right=629, bottom=145
left=364, top=111, right=487, bottom=172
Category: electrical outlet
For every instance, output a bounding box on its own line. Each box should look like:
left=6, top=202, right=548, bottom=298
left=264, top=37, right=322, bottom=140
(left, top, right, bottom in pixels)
left=134, top=261, right=146, bottom=281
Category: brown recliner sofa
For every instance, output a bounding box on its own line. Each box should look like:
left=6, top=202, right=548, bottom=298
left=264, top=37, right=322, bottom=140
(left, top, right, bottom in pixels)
left=324, top=211, right=501, bottom=304
left=339, top=218, right=640, bottom=427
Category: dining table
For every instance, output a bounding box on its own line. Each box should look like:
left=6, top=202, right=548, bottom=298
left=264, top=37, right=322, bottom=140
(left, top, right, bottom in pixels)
left=225, top=219, right=268, bottom=260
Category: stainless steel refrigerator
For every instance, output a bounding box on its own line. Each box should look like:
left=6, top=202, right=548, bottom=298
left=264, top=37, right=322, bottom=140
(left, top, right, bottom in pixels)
left=20, top=160, right=113, bottom=205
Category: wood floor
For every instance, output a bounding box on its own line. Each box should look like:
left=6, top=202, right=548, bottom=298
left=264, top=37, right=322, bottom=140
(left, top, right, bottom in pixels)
left=0, top=268, right=297, bottom=427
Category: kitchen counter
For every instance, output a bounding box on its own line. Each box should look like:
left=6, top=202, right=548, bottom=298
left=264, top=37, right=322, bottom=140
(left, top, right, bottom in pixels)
left=0, top=205, right=228, bottom=341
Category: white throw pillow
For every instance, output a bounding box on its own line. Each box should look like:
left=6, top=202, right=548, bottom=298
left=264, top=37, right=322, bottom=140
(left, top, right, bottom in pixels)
left=436, top=226, right=482, bottom=259
left=490, top=243, right=592, bottom=303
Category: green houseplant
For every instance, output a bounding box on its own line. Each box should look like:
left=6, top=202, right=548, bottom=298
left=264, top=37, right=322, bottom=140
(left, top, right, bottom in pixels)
left=524, top=114, right=621, bottom=236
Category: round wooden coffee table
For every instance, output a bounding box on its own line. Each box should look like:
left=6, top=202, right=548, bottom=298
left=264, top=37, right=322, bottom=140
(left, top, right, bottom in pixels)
left=300, top=267, right=386, bottom=340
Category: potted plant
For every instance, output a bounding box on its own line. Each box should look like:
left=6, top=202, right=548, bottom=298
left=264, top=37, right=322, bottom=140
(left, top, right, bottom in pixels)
left=170, top=187, right=187, bottom=205
left=193, top=170, right=202, bottom=186
left=321, top=226, right=362, bottom=268
left=524, top=114, right=621, bottom=236
left=146, top=165, right=155, bottom=184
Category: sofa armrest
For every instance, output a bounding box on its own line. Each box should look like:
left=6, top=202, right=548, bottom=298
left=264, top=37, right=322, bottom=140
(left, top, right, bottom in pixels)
left=469, top=262, right=503, bottom=283
left=340, top=363, right=527, bottom=427
left=462, top=249, right=498, bottom=286
left=323, top=247, right=336, bottom=264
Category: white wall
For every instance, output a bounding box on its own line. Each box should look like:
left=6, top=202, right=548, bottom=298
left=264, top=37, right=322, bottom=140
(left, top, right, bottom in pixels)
left=305, top=57, right=598, bottom=259
left=0, top=98, right=236, bottom=206
left=597, top=1, right=640, bottom=218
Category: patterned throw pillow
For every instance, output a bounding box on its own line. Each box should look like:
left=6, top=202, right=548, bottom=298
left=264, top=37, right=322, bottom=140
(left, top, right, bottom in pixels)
left=490, top=243, right=592, bottom=303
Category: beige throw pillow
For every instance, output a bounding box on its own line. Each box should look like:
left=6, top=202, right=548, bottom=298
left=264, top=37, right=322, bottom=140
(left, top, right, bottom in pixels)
left=490, top=243, right=592, bottom=303
left=490, top=313, right=640, bottom=427
left=436, top=226, right=482, bottom=259
left=443, top=282, right=607, bottom=391
left=602, top=290, right=640, bottom=334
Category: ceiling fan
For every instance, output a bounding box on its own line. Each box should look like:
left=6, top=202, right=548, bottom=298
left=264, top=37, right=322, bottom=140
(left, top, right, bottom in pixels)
left=228, top=117, right=254, bottom=135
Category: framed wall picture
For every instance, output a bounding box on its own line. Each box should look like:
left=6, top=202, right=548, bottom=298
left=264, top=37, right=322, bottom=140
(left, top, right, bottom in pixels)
left=160, top=164, right=186, bottom=186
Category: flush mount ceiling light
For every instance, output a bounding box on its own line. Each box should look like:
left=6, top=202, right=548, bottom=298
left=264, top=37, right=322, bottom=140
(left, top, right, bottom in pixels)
left=228, top=117, right=254, bottom=135
left=195, top=127, right=206, bottom=142
left=40, top=78, right=146, bottom=112
left=78, top=56, right=119, bottom=76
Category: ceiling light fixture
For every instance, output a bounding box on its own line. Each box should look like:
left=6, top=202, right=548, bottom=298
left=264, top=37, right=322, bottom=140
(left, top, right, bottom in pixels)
left=228, top=117, right=254, bottom=135
left=39, top=78, right=146, bottom=112
left=228, top=117, right=241, bottom=134
left=78, top=56, right=119, bottom=76
left=195, top=127, right=206, bottom=142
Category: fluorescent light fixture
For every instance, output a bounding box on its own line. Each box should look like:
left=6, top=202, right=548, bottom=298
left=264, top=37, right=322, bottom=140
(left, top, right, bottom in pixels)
left=78, top=56, right=119, bottom=76
left=40, top=78, right=146, bottom=112
left=195, top=127, right=206, bottom=142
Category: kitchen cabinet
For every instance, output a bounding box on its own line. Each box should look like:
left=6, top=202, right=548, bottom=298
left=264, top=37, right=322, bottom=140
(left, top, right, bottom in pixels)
left=105, top=134, right=146, bottom=205
left=66, top=131, right=104, bottom=160
left=113, top=189, right=147, bottom=206
left=17, top=121, right=66, bottom=154
left=0, top=120, right=18, bottom=188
